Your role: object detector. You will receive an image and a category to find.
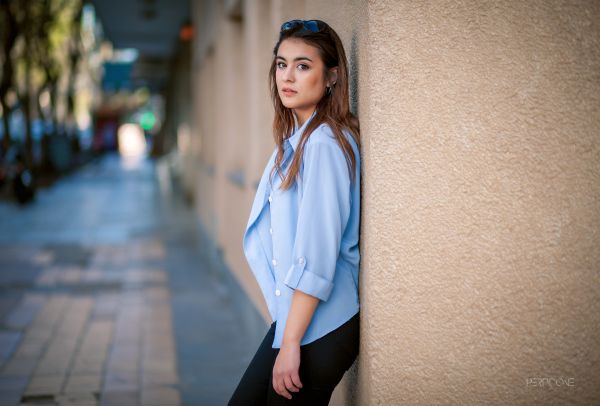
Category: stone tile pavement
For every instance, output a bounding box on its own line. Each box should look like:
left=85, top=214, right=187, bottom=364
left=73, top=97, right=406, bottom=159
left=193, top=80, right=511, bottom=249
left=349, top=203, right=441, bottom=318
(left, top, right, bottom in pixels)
left=0, top=154, right=267, bottom=405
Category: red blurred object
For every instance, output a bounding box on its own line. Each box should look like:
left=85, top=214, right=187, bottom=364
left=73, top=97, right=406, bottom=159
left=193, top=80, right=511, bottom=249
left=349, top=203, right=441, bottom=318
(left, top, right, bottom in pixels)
left=94, top=114, right=120, bottom=152
left=180, top=24, right=193, bottom=41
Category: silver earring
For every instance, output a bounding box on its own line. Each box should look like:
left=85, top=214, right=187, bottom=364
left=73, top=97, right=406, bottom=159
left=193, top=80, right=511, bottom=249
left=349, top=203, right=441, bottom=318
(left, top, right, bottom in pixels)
left=326, top=86, right=332, bottom=96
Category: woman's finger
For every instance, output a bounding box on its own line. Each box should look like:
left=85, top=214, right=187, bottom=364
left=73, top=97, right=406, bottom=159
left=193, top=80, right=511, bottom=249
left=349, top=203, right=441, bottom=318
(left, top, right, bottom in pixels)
left=291, top=372, right=303, bottom=390
left=273, top=374, right=292, bottom=399
left=280, top=375, right=293, bottom=399
left=284, top=374, right=300, bottom=392
left=273, top=375, right=281, bottom=395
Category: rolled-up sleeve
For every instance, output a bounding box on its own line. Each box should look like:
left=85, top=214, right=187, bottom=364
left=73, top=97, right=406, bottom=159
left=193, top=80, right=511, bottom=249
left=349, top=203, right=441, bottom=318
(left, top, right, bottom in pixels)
left=283, top=139, right=351, bottom=301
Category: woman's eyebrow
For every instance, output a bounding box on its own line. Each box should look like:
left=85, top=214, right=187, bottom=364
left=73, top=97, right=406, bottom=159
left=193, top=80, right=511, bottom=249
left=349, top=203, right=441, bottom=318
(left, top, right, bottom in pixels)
left=276, top=55, right=313, bottom=62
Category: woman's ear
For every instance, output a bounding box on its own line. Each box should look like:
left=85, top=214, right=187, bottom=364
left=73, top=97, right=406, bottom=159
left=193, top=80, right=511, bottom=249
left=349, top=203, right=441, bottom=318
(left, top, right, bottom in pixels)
left=328, top=67, right=338, bottom=86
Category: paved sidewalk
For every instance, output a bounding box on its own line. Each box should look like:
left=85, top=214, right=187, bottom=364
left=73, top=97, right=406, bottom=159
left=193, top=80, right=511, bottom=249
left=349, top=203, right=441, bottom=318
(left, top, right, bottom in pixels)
left=0, top=154, right=266, bottom=405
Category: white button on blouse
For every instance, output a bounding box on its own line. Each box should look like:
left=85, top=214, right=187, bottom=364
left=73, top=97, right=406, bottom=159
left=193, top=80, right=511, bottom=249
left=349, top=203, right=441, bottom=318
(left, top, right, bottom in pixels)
left=275, top=289, right=281, bottom=296
left=272, top=258, right=277, bottom=267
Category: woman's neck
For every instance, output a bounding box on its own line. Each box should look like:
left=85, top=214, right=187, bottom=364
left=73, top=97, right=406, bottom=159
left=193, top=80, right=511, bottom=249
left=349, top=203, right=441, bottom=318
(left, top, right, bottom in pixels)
left=293, top=108, right=316, bottom=130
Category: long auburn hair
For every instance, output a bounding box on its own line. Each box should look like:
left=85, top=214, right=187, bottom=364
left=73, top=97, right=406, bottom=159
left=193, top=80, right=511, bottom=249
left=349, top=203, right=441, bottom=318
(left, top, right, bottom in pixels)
left=268, top=19, right=360, bottom=191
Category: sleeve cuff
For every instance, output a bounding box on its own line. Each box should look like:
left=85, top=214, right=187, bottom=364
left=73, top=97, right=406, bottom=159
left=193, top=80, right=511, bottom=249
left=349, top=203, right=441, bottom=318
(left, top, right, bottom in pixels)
left=283, top=259, right=334, bottom=302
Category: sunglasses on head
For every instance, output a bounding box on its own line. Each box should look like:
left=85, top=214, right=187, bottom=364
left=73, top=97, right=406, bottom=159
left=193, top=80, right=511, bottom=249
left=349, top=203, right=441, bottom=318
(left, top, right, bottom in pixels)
left=280, top=19, right=324, bottom=33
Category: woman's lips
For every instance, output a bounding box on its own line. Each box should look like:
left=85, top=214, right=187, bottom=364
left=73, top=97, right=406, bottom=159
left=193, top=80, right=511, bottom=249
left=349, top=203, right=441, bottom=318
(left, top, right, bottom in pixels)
left=282, top=90, right=297, bottom=96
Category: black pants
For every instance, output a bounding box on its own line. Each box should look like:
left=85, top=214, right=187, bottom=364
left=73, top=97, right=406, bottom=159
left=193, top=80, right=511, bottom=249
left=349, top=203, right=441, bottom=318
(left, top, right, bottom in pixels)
left=228, top=312, right=360, bottom=405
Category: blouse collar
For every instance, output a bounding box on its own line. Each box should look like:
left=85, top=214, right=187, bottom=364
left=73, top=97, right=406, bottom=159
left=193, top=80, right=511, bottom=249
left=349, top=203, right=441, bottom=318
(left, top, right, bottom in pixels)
left=287, top=109, right=318, bottom=152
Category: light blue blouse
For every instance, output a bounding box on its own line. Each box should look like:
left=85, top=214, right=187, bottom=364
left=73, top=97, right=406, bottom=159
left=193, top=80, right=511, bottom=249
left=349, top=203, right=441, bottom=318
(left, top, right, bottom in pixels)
left=242, top=109, right=361, bottom=348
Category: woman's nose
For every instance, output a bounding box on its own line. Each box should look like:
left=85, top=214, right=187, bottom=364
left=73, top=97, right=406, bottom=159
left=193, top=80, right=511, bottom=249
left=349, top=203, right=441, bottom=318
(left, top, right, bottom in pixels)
left=283, top=66, right=294, bottom=81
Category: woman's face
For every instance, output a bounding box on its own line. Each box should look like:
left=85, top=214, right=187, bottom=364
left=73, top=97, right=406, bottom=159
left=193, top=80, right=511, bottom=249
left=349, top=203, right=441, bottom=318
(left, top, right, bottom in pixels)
left=275, top=38, right=336, bottom=123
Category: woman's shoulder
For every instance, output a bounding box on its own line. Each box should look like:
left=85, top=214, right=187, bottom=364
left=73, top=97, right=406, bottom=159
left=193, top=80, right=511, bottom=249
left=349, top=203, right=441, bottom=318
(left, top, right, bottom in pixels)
left=305, top=123, right=335, bottom=146
left=307, top=123, right=356, bottom=149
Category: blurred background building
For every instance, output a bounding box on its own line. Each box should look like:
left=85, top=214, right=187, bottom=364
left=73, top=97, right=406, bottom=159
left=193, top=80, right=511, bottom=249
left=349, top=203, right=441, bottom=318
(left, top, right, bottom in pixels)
left=1, top=0, right=599, bottom=405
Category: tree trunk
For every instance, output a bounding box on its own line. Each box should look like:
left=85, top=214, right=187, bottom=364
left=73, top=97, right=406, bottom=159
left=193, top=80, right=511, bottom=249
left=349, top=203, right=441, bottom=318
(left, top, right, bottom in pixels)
left=21, top=0, right=34, bottom=169
left=0, top=0, right=18, bottom=155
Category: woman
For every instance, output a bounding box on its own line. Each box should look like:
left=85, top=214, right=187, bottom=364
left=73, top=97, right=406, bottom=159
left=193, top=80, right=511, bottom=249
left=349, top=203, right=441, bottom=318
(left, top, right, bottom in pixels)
left=229, top=19, right=361, bottom=405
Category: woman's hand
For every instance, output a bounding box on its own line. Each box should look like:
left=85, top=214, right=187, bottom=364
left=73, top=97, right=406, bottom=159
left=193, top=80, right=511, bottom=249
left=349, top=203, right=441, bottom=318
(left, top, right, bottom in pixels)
left=272, top=341, right=303, bottom=399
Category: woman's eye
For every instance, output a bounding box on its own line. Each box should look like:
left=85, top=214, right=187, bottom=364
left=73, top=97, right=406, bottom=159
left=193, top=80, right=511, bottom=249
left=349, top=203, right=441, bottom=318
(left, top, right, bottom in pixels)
left=276, top=62, right=309, bottom=70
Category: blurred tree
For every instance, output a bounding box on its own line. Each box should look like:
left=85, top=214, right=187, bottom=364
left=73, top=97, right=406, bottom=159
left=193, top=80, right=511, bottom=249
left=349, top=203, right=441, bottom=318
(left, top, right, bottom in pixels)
left=0, top=0, right=19, bottom=156
left=65, top=1, right=84, bottom=140
left=33, top=0, right=73, bottom=170
left=21, top=0, right=34, bottom=168
left=0, top=0, right=84, bottom=171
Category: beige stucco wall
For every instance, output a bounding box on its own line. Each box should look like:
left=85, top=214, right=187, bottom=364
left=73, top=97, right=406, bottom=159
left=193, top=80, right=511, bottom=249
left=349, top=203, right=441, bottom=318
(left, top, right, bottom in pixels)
left=188, top=0, right=600, bottom=404
left=360, top=1, right=600, bottom=404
